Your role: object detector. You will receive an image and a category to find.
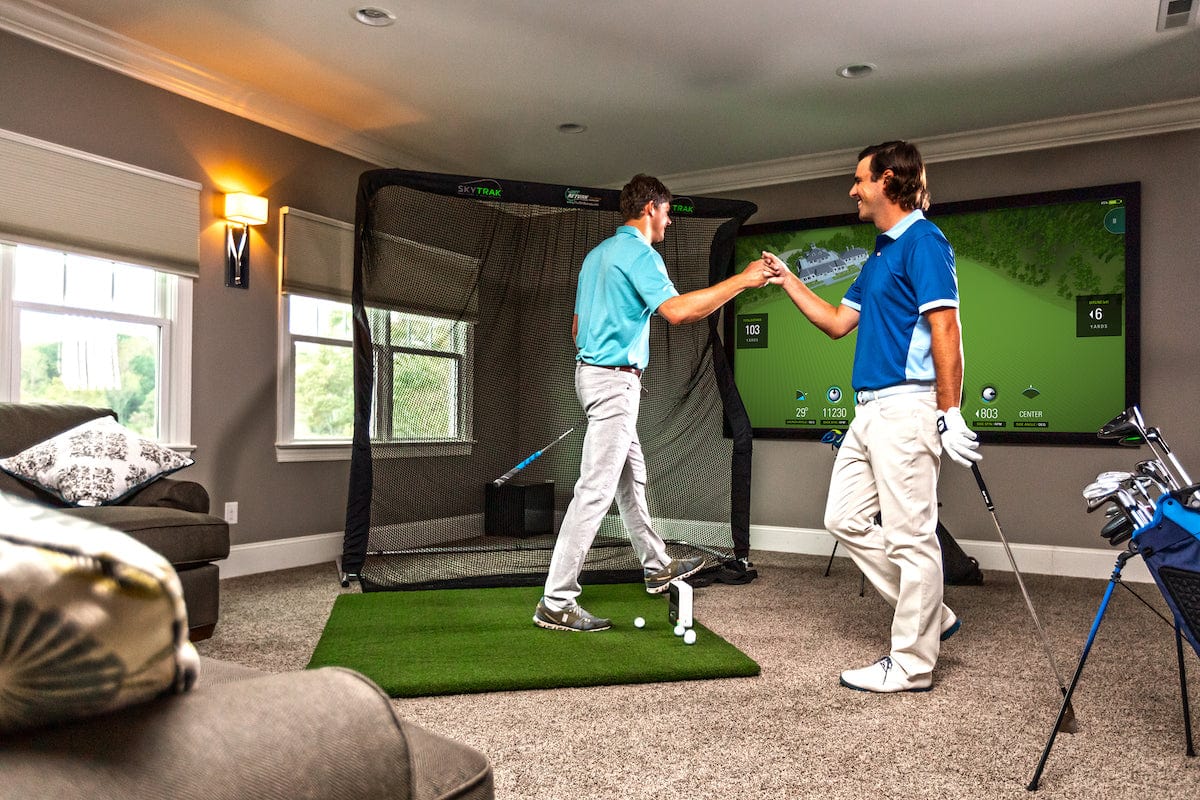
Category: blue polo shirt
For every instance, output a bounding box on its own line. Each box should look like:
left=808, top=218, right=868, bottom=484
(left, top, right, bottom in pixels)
left=574, top=226, right=679, bottom=370
left=841, top=210, right=958, bottom=391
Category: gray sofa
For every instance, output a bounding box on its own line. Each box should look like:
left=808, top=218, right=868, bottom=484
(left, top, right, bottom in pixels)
left=0, top=403, right=229, bottom=640
left=0, top=656, right=494, bottom=800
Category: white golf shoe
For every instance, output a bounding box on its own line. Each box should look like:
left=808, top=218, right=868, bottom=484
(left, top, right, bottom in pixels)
left=839, top=656, right=932, bottom=693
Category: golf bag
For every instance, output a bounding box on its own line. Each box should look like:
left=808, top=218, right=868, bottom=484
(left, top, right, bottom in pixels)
left=1134, top=492, right=1200, bottom=656
left=937, top=519, right=984, bottom=586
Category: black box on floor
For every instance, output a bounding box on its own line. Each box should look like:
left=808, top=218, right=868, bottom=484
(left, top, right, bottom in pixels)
left=485, top=480, right=555, bottom=537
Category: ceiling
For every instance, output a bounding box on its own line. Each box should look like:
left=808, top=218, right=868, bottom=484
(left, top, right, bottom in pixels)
left=2, top=0, right=1199, bottom=192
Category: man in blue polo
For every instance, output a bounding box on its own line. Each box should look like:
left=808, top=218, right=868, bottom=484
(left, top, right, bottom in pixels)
left=535, top=174, right=779, bottom=632
left=759, top=141, right=981, bottom=691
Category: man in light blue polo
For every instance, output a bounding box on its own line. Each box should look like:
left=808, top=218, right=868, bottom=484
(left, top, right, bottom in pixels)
left=759, top=141, right=981, bottom=690
left=535, top=174, right=778, bottom=632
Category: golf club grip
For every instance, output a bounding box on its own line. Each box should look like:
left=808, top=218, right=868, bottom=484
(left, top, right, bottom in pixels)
left=971, top=463, right=994, bottom=511
left=492, top=450, right=543, bottom=486
left=491, top=428, right=575, bottom=486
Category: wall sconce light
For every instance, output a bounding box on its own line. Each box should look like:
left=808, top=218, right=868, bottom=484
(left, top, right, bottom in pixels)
left=223, top=192, right=269, bottom=289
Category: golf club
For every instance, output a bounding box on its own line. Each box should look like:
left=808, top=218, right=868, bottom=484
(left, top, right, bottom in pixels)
left=491, top=428, right=574, bottom=486
left=1098, top=511, right=1134, bottom=547
left=1135, top=459, right=1174, bottom=495
left=970, top=463, right=1078, bottom=733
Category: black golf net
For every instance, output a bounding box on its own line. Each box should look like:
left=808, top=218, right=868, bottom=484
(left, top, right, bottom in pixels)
left=341, top=169, right=757, bottom=591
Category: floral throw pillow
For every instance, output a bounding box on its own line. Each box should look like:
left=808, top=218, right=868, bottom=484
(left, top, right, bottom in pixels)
left=0, top=493, right=199, bottom=734
left=0, top=417, right=194, bottom=507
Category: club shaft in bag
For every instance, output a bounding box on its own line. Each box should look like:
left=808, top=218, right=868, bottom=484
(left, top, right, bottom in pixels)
left=492, top=428, right=574, bottom=486
left=970, top=463, right=1078, bottom=734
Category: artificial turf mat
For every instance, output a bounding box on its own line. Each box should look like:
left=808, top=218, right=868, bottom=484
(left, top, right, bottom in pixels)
left=306, top=582, right=760, bottom=697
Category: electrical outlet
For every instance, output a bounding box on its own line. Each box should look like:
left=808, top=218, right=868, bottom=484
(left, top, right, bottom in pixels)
left=224, top=501, right=238, bottom=524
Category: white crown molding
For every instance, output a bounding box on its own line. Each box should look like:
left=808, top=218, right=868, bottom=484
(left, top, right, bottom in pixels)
left=4, top=0, right=1198, bottom=187
left=0, top=0, right=407, bottom=167
left=665, top=96, right=1200, bottom=194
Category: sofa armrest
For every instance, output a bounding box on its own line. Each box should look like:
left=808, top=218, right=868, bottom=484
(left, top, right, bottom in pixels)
left=123, top=477, right=211, bottom=514
left=0, top=666, right=494, bottom=800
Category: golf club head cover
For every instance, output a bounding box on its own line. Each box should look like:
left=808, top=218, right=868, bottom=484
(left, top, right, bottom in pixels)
left=937, top=407, right=982, bottom=468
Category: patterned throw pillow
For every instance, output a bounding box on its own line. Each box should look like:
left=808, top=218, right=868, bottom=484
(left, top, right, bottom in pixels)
left=0, top=493, right=199, bottom=734
left=0, top=416, right=194, bottom=507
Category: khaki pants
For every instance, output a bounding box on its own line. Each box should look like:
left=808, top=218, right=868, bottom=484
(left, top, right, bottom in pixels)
left=825, top=389, right=952, bottom=678
left=542, top=363, right=670, bottom=611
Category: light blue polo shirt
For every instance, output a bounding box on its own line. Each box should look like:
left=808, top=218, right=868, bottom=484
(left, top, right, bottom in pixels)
left=841, top=210, right=958, bottom=391
left=574, top=226, right=679, bottom=370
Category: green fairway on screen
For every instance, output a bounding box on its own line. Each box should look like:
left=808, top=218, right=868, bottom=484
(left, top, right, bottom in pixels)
left=729, top=184, right=1136, bottom=444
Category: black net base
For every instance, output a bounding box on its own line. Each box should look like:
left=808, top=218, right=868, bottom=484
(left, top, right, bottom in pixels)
left=343, top=169, right=757, bottom=592
left=358, top=531, right=731, bottom=593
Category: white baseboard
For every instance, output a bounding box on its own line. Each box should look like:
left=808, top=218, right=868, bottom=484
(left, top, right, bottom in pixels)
left=218, top=524, right=1153, bottom=584
left=750, top=524, right=1153, bottom=584
left=219, top=530, right=344, bottom=580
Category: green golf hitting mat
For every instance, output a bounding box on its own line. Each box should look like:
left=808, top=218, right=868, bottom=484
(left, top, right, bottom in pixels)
left=307, top=583, right=760, bottom=697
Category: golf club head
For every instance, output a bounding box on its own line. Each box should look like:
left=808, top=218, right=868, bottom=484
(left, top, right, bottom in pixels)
left=1099, top=511, right=1134, bottom=546
left=1099, top=406, right=1146, bottom=445
left=1083, top=480, right=1121, bottom=510
left=1135, top=460, right=1173, bottom=491
left=1095, top=470, right=1135, bottom=485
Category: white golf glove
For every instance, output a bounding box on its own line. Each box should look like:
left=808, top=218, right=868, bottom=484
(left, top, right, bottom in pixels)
left=937, top=407, right=982, bottom=468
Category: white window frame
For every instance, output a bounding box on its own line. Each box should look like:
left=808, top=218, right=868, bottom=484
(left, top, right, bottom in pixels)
left=0, top=241, right=194, bottom=449
left=275, top=293, right=474, bottom=462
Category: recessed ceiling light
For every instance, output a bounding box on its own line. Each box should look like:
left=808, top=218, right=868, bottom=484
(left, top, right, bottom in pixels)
left=557, top=123, right=587, bottom=134
left=354, top=7, right=396, bottom=26
left=837, top=63, right=876, bottom=79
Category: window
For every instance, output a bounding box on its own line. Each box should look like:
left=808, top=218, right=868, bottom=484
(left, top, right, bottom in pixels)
left=277, top=293, right=473, bottom=461
left=0, top=242, right=193, bottom=445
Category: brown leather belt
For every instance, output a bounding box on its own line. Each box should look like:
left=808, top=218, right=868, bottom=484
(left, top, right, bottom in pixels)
left=583, top=363, right=643, bottom=377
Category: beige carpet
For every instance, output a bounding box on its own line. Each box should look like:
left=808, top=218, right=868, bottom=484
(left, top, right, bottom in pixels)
left=198, top=552, right=1200, bottom=799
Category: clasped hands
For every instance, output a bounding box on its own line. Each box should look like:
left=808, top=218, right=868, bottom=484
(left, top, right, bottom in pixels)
left=745, top=251, right=790, bottom=287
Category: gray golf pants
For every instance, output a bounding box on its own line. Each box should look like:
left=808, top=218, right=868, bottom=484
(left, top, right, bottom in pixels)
left=541, top=363, right=670, bottom=612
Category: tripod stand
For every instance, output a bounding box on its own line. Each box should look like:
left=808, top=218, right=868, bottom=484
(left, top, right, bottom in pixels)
left=1028, top=495, right=1199, bottom=790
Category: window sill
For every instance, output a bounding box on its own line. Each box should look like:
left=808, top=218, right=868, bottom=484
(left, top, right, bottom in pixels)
left=275, top=439, right=475, bottom=463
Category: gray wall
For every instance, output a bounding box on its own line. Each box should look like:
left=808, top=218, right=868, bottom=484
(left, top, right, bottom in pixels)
left=0, top=31, right=372, bottom=547
left=724, top=131, right=1200, bottom=548
left=3, top=30, right=1197, bottom=552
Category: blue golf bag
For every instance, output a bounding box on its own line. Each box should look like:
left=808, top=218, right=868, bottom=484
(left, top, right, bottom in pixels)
left=1133, top=494, right=1200, bottom=657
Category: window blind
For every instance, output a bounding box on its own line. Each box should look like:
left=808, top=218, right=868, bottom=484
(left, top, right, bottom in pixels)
left=0, top=128, right=200, bottom=276
left=279, top=206, right=355, bottom=302
left=281, top=206, right=480, bottom=322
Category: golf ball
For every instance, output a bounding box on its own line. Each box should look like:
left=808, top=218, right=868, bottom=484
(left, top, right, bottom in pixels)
left=683, top=629, right=697, bottom=645
left=633, top=616, right=645, bottom=628
left=674, top=623, right=686, bottom=637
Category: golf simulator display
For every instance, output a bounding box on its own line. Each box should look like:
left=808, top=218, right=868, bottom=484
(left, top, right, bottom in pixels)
left=729, top=182, right=1140, bottom=445
left=340, top=168, right=759, bottom=591
left=1029, top=406, right=1200, bottom=790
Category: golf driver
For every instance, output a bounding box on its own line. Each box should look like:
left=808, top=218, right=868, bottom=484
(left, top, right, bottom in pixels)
left=1100, top=406, right=1193, bottom=494
left=970, top=463, right=1078, bottom=733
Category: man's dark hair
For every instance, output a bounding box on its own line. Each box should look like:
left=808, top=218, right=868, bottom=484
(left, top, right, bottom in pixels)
left=619, top=174, right=672, bottom=220
left=858, top=140, right=930, bottom=211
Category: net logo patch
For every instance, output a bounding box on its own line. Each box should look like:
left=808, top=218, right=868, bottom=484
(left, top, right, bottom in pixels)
left=457, top=179, right=503, bottom=199
left=565, top=189, right=601, bottom=208
left=671, top=197, right=695, bottom=215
